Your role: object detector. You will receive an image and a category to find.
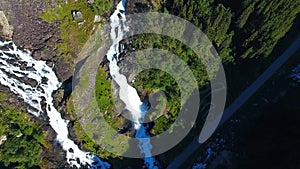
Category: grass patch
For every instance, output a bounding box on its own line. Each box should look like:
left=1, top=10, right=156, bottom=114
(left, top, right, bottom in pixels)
left=95, top=67, right=124, bottom=130
left=40, top=0, right=112, bottom=66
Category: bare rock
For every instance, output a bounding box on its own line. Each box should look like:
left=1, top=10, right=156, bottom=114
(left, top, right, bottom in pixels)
left=94, top=15, right=101, bottom=23
left=53, top=59, right=74, bottom=82
left=0, top=135, right=7, bottom=146
left=0, top=11, right=13, bottom=39
left=72, top=10, right=83, bottom=20
left=87, top=0, right=95, bottom=4
left=53, top=88, right=64, bottom=107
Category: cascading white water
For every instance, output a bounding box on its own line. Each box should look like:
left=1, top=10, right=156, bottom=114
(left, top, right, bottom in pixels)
left=290, top=64, right=300, bottom=83
left=107, top=1, right=144, bottom=130
left=107, top=1, right=158, bottom=168
left=0, top=41, right=110, bottom=168
left=0, top=0, right=160, bottom=168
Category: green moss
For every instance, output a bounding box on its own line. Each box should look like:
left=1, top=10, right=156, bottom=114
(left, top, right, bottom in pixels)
left=40, top=0, right=112, bottom=67
left=95, top=67, right=123, bottom=129
left=90, top=0, right=113, bottom=16
left=65, top=67, right=121, bottom=159
left=0, top=92, right=7, bottom=103
left=67, top=95, right=126, bottom=160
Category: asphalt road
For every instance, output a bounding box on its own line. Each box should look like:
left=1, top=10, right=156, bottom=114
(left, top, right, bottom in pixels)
left=166, top=36, right=300, bottom=169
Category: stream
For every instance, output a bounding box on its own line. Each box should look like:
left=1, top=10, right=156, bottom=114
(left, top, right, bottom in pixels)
left=106, top=1, right=158, bottom=168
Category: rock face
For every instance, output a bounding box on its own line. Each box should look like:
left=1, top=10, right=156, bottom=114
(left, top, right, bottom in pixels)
left=0, top=11, right=13, bottom=39
left=0, top=0, right=59, bottom=49
left=0, top=85, right=28, bottom=111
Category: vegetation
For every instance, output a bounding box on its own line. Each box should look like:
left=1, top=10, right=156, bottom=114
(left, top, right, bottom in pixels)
left=126, top=0, right=300, bottom=134
left=95, top=67, right=124, bottom=130
left=39, top=0, right=300, bottom=163
left=0, top=98, right=46, bottom=168
left=130, top=29, right=215, bottom=134
left=41, top=0, right=112, bottom=66
left=133, top=68, right=181, bottom=134
left=164, top=0, right=300, bottom=60
left=89, top=0, right=112, bottom=16
left=66, top=67, right=126, bottom=160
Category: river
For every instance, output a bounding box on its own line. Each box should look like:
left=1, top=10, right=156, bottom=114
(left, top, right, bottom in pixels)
left=106, top=1, right=158, bottom=168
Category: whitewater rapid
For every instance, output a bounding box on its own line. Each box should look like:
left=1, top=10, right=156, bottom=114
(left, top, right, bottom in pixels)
left=106, top=1, right=158, bottom=168
left=107, top=1, right=144, bottom=130
left=0, top=42, right=109, bottom=168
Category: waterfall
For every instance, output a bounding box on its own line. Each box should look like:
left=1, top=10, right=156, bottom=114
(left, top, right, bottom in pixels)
left=0, top=41, right=109, bottom=168
left=0, top=0, right=160, bottom=168
left=107, top=1, right=158, bottom=168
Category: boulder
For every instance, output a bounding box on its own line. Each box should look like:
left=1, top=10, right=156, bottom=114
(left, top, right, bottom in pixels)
left=87, top=0, right=95, bottom=4
left=0, top=135, right=7, bottom=146
left=94, top=15, right=101, bottom=23
left=72, top=11, right=83, bottom=20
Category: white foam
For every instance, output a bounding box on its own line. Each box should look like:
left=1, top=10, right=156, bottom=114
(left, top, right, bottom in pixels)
left=107, top=1, right=143, bottom=129
left=0, top=41, right=109, bottom=168
left=106, top=1, right=158, bottom=168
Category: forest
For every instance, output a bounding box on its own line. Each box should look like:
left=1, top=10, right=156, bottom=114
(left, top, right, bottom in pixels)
left=127, top=0, right=300, bottom=134
left=0, top=93, right=46, bottom=168
left=1, top=0, right=299, bottom=167
left=163, top=0, right=300, bottom=60
left=40, top=0, right=300, bottom=138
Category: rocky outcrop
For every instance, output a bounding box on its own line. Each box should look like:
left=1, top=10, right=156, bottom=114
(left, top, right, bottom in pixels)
left=0, top=0, right=73, bottom=81
left=0, top=11, right=13, bottom=39
left=0, top=0, right=59, bottom=49
left=0, top=85, right=28, bottom=111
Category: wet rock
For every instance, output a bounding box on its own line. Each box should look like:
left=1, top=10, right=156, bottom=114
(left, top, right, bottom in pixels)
left=46, top=60, right=54, bottom=67
left=53, top=88, right=64, bottom=107
left=22, top=77, right=38, bottom=87
left=0, top=44, right=10, bottom=51
left=42, top=76, right=49, bottom=84
left=100, top=56, right=109, bottom=67
left=32, top=50, right=42, bottom=60
left=103, top=63, right=110, bottom=73
left=40, top=96, right=47, bottom=113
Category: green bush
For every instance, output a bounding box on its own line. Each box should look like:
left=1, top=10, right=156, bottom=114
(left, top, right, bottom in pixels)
left=0, top=108, right=45, bottom=168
